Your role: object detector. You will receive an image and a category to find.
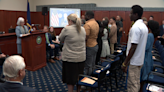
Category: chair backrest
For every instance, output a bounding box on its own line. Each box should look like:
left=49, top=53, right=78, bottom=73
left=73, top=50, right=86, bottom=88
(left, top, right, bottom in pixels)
left=155, top=40, right=160, bottom=48
left=157, top=45, right=163, bottom=56
left=8, top=28, right=15, bottom=33
left=160, top=50, right=164, bottom=66
left=98, top=64, right=110, bottom=84
left=110, top=57, right=120, bottom=71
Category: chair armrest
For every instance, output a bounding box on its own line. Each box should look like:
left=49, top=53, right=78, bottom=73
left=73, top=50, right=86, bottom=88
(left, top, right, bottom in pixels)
left=117, top=45, right=125, bottom=47
left=121, top=42, right=127, bottom=45
left=101, top=59, right=112, bottom=63
left=148, top=83, right=164, bottom=89
left=153, top=47, right=158, bottom=50
left=147, top=72, right=164, bottom=81
left=95, top=65, right=105, bottom=68
left=78, top=74, right=97, bottom=81
left=153, top=64, right=164, bottom=70
left=152, top=53, right=160, bottom=57
left=153, top=58, right=162, bottom=63
left=106, top=55, right=116, bottom=59
left=116, top=47, right=122, bottom=50
left=152, top=50, right=159, bottom=54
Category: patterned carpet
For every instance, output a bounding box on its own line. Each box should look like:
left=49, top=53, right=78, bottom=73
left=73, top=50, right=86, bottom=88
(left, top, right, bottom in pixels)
left=23, top=60, right=127, bottom=92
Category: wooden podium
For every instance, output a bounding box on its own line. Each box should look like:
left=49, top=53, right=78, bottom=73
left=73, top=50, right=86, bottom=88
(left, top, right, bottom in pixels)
left=21, top=31, right=46, bottom=71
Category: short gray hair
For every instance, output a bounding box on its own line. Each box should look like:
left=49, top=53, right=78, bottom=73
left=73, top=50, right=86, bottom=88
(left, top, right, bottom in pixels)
left=17, top=17, right=24, bottom=26
left=3, top=55, right=26, bottom=78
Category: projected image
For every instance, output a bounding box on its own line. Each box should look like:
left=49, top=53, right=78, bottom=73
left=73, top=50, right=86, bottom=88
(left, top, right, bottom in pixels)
left=50, top=8, right=81, bottom=28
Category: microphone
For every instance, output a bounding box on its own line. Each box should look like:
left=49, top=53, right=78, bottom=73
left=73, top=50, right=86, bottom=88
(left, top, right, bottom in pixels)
left=32, top=24, right=40, bottom=26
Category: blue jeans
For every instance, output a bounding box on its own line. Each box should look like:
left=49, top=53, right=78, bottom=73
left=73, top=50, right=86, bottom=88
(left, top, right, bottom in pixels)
left=84, top=45, right=98, bottom=75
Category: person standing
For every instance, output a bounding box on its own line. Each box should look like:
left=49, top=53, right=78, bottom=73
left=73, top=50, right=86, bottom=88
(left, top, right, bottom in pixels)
left=83, top=11, right=99, bottom=75
left=121, top=5, right=148, bottom=92
left=59, top=14, right=86, bottom=92
left=158, top=20, right=164, bottom=45
left=142, top=17, right=148, bottom=25
left=95, top=20, right=103, bottom=65
left=149, top=15, right=154, bottom=21
left=101, top=20, right=110, bottom=58
left=102, top=17, right=111, bottom=46
left=15, top=17, right=30, bottom=54
left=116, top=15, right=123, bottom=45
left=159, top=20, right=164, bottom=36
left=109, top=17, right=117, bottom=54
left=140, top=20, right=160, bottom=92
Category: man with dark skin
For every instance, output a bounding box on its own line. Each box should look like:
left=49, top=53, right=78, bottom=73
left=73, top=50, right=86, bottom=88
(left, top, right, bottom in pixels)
left=121, top=5, right=148, bottom=92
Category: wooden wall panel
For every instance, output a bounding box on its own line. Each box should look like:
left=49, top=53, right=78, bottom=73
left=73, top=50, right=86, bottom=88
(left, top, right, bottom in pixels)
left=109, top=11, right=118, bottom=18
left=81, top=11, right=86, bottom=16
left=3, top=11, right=12, bottom=32
left=16, top=11, right=27, bottom=22
left=0, top=10, right=4, bottom=32
left=11, top=11, right=17, bottom=29
left=124, top=11, right=131, bottom=42
left=143, top=11, right=163, bottom=25
left=95, top=11, right=110, bottom=21
left=95, top=11, right=103, bottom=21
left=162, top=12, right=164, bottom=22
left=1, top=10, right=164, bottom=42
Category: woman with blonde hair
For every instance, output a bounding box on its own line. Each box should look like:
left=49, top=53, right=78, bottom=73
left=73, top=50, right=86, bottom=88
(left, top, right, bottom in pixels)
left=15, top=17, right=30, bottom=54
left=59, top=14, right=86, bottom=92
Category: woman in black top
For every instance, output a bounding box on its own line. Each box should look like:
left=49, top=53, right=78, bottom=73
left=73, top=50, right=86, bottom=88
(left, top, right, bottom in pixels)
left=49, top=27, right=60, bottom=60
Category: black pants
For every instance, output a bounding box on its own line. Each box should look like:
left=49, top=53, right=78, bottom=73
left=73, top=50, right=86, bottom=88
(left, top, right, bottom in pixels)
left=95, top=40, right=102, bottom=65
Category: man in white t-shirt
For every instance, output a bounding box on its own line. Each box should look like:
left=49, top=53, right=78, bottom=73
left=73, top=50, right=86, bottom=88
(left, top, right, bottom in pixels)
left=121, top=5, right=148, bottom=92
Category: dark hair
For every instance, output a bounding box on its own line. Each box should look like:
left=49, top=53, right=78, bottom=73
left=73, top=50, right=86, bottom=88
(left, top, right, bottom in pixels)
left=150, top=15, right=154, bottom=18
left=103, top=17, right=109, bottom=21
left=111, top=17, right=116, bottom=21
left=81, top=19, right=85, bottom=24
left=131, top=5, right=143, bottom=18
left=85, top=11, right=94, bottom=18
left=96, top=20, right=102, bottom=28
left=148, top=20, right=160, bottom=38
left=121, top=17, right=123, bottom=22
left=96, top=20, right=103, bottom=37
left=102, top=20, right=109, bottom=28
left=49, top=26, right=56, bottom=37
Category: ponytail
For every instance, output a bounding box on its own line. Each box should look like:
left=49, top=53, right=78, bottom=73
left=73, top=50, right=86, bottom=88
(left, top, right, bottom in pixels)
left=76, top=18, right=81, bottom=33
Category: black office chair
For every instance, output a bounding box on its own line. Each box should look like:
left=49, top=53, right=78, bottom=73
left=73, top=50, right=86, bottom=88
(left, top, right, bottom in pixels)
left=77, top=64, right=110, bottom=92
left=8, top=28, right=15, bottom=33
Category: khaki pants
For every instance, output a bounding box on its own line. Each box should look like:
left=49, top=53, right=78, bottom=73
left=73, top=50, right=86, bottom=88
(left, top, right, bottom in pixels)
left=110, top=43, right=114, bottom=54
left=127, top=65, right=142, bottom=92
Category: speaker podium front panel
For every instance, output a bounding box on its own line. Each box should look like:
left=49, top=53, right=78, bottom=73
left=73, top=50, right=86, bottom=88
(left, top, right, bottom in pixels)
left=21, top=32, right=46, bottom=71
